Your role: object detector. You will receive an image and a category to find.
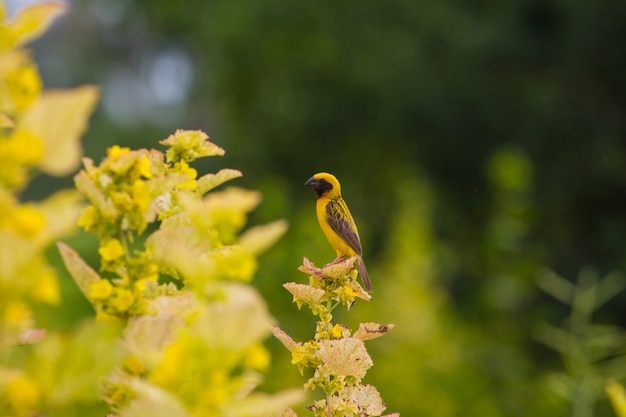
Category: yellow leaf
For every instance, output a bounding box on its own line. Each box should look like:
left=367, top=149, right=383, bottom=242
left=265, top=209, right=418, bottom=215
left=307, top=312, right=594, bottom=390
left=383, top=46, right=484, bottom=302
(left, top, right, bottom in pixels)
left=5, top=374, right=40, bottom=411
left=148, top=293, right=198, bottom=318
left=2, top=2, right=67, bottom=48
left=121, top=379, right=192, bottom=417
left=20, top=86, right=99, bottom=176
left=280, top=407, right=299, bottom=417
left=57, top=242, right=102, bottom=302
left=32, top=189, right=83, bottom=247
left=196, top=168, right=242, bottom=195
left=124, top=314, right=183, bottom=370
left=341, top=385, right=387, bottom=417
left=607, top=380, right=626, bottom=417
left=283, top=282, right=326, bottom=308
left=317, top=338, right=373, bottom=379
left=225, top=390, right=305, bottom=417
left=239, top=219, right=288, bottom=254
left=194, top=283, right=275, bottom=350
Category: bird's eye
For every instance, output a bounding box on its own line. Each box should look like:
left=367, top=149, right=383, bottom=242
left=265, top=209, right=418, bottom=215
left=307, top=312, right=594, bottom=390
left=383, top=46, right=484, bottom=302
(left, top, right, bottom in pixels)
left=317, top=179, right=333, bottom=192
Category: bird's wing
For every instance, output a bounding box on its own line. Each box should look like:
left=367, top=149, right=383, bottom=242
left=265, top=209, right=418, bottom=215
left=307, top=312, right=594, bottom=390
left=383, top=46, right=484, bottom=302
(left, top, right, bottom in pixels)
left=326, top=199, right=362, bottom=255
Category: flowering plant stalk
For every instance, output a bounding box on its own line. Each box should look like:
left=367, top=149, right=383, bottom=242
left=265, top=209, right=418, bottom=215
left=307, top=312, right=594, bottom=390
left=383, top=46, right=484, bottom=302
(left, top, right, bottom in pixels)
left=59, top=130, right=304, bottom=416
left=273, top=257, right=398, bottom=417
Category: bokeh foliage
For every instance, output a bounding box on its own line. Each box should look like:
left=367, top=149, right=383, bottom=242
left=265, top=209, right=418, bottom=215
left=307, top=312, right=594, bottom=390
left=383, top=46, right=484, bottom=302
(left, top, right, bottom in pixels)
left=10, top=0, right=626, bottom=416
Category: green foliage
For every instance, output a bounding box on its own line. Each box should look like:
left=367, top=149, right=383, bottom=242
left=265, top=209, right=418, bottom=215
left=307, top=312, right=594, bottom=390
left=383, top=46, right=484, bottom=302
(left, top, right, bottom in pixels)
left=537, top=268, right=626, bottom=417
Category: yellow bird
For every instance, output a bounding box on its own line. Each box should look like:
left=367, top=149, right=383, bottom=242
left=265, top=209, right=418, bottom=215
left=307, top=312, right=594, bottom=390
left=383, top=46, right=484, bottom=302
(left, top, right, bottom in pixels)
left=305, top=172, right=372, bottom=291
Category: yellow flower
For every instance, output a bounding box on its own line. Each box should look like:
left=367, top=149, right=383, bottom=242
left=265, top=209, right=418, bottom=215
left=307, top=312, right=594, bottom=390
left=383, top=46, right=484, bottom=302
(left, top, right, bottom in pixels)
left=343, top=286, right=358, bottom=298
left=174, top=160, right=197, bottom=179
left=137, top=155, right=152, bottom=178
left=173, top=160, right=198, bottom=191
left=99, top=239, right=125, bottom=261
left=95, top=310, right=120, bottom=323
left=131, top=179, right=151, bottom=211
left=111, top=288, right=135, bottom=312
left=110, top=190, right=132, bottom=211
left=10, top=204, right=46, bottom=237
left=6, top=63, right=41, bottom=111
left=107, top=145, right=130, bottom=159
left=160, top=129, right=224, bottom=163
left=150, top=339, right=188, bottom=386
left=4, top=300, right=32, bottom=327
left=291, top=345, right=306, bottom=365
left=123, top=355, right=146, bottom=375
left=6, top=375, right=40, bottom=410
left=89, top=279, right=113, bottom=300
left=32, top=269, right=60, bottom=304
left=244, top=343, right=270, bottom=371
left=331, top=324, right=344, bottom=339
left=12, top=131, right=44, bottom=165
left=77, top=206, right=98, bottom=230
left=176, top=178, right=197, bottom=191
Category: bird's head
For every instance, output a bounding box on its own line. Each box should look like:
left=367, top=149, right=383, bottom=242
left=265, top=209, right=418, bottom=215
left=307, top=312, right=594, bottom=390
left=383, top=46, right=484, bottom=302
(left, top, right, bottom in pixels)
left=305, top=172, right=341, bottom=198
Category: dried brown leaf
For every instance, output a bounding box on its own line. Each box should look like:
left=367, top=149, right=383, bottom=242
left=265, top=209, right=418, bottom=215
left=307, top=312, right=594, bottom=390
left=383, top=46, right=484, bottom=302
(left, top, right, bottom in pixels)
left=353, top=322, right=395, bottom=341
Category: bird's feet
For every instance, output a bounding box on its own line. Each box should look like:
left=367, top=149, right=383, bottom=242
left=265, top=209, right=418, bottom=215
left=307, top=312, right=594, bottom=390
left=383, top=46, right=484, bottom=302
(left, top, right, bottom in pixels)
left=326, top=256, right=348, bottom=267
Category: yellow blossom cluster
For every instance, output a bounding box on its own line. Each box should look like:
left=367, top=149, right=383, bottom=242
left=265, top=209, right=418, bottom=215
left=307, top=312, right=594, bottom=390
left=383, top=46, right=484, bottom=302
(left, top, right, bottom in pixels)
left=0, top=3, right=105, bottom=416
left=59, top=129, right=300, bottom=416
left=69, top=129, right=285, bottom=320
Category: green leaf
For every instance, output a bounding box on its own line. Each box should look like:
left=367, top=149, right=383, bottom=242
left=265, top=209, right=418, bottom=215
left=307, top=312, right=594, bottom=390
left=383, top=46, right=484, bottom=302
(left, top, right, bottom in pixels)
left=536, top=268, right=574, bottom=305
left=534, top=322, right=577, bottom=357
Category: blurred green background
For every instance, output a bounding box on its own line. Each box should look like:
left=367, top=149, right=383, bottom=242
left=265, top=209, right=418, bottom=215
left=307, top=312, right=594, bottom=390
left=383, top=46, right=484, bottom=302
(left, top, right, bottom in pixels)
left=14, top=0, right=626, bottom=415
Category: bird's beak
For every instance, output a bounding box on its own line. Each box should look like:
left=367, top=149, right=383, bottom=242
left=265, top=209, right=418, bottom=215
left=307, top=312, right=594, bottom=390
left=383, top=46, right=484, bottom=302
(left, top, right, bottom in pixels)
left=304, top=176, right=317, bottom=188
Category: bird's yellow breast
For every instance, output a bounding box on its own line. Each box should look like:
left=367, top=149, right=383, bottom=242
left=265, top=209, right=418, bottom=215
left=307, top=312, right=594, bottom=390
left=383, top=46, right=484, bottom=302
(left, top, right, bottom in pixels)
left=315, top=196, right=359, bottom=257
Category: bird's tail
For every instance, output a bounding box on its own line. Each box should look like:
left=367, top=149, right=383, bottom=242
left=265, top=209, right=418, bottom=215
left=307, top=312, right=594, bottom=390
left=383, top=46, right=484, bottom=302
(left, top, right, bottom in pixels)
left=357, top=256, right=372, bottom=292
